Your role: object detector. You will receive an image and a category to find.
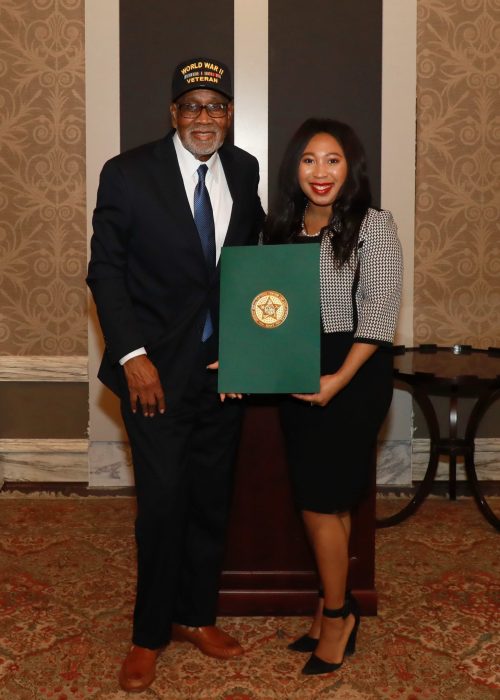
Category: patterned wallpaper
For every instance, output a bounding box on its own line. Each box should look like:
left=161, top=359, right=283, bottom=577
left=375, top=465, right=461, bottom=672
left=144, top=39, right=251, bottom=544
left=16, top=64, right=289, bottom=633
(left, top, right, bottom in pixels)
left=1, top=1, right=498, bottom=355
left=414, top=0, right=500, bottom=347
left=0, top=0, right=86, bottom=355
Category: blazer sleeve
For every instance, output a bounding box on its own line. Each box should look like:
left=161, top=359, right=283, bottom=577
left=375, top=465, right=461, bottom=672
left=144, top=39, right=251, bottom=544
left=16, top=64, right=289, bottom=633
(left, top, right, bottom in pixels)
left=86, top=158, right=146, bottom=364
left=354, top=209, right=403, bottom=346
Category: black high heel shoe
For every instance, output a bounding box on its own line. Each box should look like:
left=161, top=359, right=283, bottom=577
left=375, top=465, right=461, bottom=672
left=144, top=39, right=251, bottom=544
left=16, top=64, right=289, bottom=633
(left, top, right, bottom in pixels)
left=287, top=588, right=323, bottom=653
left=301, top=598, right=360, bottom=676
left=345, top=594, right=360, bottom=657
left=288, top=633, right=319, bottom=653
left=288, top=591, right=357, bottom=654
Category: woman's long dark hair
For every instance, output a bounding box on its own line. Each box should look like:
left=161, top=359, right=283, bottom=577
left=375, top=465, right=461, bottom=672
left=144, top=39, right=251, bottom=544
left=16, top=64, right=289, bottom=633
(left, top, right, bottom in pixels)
left=264, top=118, right=372, bottom=266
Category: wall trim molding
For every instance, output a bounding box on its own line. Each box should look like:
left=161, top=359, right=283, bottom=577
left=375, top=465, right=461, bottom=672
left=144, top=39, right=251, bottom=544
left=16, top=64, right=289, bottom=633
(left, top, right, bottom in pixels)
left=86, top=0, right=122, bottom=443
left=0, top=439, right=88, bottom=453
left=0, top=439, right=88, bottom=484
left=234, top=0, right=268, bottom=210
left=381, top=0, right=416, bottom=348
left=0, top=356, right=88, bottom=382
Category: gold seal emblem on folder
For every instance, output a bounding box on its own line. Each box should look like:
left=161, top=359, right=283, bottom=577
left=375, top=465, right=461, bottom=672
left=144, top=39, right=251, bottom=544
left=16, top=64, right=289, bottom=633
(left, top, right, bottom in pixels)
left=251, top=290, right=289, bottom=329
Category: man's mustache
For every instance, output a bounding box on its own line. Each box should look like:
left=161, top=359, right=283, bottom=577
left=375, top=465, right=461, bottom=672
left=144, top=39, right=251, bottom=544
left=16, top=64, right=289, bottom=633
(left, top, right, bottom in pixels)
left=187, top=126, right=217, bottom=133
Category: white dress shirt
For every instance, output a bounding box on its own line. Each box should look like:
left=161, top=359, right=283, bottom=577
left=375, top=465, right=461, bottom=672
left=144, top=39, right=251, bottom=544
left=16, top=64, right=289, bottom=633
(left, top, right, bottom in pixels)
left=120, top=131, right=233, bottom=365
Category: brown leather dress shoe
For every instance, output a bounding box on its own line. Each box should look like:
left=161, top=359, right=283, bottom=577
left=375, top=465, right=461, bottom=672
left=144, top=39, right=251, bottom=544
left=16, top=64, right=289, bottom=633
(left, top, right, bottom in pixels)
left=171, top=624, right=244, bottom=659
left=118, top=645, right=160, bottom=693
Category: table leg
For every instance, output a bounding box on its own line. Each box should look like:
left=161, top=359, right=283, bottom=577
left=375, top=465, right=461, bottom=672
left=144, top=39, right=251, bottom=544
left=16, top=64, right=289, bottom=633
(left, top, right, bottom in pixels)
left=463, top=388, right=500, bottom=531
left=449, top=391, right=458, bottom=501
left=376, top=385, right=441, bottom=528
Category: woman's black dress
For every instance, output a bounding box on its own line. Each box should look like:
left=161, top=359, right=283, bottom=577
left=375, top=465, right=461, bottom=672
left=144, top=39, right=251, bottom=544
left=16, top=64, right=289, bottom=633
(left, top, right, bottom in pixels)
left=279, top=238, right=394, bottom=514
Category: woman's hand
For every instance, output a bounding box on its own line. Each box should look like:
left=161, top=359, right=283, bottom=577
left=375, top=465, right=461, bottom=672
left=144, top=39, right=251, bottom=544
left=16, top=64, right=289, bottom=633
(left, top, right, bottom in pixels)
left=206, top=360, right=243, bottom=402
left=292, top=373, right=346, bottom=407
left=220, top=392, right=243, bottom=402
left=292, top=343, right=379, bottom=407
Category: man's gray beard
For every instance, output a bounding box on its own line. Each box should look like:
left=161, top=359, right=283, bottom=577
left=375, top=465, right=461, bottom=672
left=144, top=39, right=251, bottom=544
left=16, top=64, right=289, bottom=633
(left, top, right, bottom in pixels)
left=182, top=128, right=225, bottom=158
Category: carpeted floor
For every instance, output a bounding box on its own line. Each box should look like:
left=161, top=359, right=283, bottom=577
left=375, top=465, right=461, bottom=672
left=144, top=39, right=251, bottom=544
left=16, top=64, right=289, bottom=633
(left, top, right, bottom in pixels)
left=0, top=495, right=498, bottom=699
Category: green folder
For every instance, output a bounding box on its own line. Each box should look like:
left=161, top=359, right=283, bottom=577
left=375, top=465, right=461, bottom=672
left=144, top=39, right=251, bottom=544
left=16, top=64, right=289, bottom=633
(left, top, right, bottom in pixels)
left=218, top=244, right=320, bottom=393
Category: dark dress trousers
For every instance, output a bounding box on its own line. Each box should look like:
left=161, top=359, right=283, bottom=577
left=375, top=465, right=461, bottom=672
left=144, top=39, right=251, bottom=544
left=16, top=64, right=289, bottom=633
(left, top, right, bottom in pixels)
left=87, top=132, right=264, bottom=648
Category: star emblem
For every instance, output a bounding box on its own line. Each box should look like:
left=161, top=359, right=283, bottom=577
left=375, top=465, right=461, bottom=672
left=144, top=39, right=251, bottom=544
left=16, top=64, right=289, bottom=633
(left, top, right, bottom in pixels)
left=257, top=296, right=282, bottom=320
left=251, top=290, right=289, bottom=329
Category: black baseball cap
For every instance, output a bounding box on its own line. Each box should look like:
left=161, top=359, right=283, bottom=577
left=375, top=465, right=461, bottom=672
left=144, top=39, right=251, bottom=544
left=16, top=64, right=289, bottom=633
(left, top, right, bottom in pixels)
left=171, top=57, right=233, bottom=101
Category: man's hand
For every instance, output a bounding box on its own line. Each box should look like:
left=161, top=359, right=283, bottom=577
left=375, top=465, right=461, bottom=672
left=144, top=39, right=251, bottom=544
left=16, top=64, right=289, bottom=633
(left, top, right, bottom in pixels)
left=123, top=355, right=166, bottom=417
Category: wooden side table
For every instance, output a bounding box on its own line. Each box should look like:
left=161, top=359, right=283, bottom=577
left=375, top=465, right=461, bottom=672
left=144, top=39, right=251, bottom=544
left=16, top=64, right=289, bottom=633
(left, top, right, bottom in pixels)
left=376, top=345, right=500, bottom=531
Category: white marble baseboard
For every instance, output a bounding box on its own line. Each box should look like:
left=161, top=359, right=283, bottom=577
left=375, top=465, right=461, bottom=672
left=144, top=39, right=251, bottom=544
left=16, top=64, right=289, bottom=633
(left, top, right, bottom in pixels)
left=0, top=356, right=88, bottom=381
left=1, top=437, right=498, bottom=488
left=375, top=438, right=500, bottom=486
left=0, top=439, right=88, bottom=482
left=411, top=438, right=500, bottom=481
left=88, top=441, right=134, bottom=487
left=90, top=440, right=416, bottom=490
left=376, top=441, right=412, bottom=485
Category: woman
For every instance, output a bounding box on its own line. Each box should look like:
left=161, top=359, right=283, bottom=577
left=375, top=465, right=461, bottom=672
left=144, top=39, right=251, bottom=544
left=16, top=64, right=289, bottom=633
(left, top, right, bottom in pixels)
left=264, top=119, right=402, bottom=676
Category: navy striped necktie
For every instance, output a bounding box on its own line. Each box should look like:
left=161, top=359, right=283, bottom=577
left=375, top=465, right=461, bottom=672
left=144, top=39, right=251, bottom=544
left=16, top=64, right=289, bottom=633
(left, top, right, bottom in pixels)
left=194, top=163, right=215, bottom=340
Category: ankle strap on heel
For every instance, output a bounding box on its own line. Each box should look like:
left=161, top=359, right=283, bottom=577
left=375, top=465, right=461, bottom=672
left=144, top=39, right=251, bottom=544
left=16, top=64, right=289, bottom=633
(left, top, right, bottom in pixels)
left=322, top=601, right=350, bottom=619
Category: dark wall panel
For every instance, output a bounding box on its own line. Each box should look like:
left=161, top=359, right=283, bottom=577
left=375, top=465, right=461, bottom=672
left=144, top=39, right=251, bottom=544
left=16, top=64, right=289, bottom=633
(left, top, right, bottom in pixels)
left=120, top=0, right=234, bottom=152
left=269, top=0, right=383, bottom=208
left=0, top=384, right=88, bottom=438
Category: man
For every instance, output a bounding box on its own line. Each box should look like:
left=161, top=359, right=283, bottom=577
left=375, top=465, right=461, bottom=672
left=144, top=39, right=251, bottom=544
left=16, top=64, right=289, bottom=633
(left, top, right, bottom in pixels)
left=87, top=57, right=264, bottom=692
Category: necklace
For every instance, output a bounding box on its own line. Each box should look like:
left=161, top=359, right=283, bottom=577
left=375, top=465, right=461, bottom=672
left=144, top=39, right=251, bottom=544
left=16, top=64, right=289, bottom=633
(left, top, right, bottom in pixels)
left=300, top=203, right=323, bottom=237
left=300, top=204, right=342, bottom=238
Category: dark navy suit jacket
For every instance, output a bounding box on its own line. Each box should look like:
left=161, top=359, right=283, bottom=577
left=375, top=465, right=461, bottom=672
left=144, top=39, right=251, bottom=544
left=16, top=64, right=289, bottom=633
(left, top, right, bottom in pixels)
left=87, top=131, right=264, bottom=402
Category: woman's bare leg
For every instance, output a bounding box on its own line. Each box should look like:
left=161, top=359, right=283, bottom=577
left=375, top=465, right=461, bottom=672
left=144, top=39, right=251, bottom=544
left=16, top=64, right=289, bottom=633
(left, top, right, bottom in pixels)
left=302, top=509, right=355, bottom=663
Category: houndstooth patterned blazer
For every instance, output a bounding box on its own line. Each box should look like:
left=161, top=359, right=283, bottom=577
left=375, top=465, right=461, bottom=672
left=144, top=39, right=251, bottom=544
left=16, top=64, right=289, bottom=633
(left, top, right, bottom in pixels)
left=319, top=208, right=402, bottom=346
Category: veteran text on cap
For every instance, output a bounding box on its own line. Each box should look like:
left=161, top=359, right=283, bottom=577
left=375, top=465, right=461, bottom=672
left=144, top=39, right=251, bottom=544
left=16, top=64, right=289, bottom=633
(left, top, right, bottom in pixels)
left=172, top=58, right=233, bottom=101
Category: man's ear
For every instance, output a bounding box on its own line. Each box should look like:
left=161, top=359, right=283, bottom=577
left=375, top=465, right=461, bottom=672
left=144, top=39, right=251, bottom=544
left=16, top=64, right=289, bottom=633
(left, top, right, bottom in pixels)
left=170, top=103, right=178, bottom=129
left=226, top=101, right=234, bottom=127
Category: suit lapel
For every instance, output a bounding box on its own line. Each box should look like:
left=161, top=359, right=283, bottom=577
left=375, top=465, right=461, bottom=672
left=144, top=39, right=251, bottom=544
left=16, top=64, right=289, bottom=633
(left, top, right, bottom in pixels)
left=153, top=137, right=244, bottom=279
left=153, top=134, right=205, bottom=260
left=218, top=146, right=242, bottom=249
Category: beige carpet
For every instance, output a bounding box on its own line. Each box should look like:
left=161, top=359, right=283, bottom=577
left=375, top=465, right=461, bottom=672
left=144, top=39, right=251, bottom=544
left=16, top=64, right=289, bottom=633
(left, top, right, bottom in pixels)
left=0, top=495, right=498, bottom=699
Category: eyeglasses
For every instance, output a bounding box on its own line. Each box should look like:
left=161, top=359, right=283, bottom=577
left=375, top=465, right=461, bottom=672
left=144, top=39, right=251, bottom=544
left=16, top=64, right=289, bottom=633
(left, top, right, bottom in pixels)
left=176, top=102, right=229, bottom=118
